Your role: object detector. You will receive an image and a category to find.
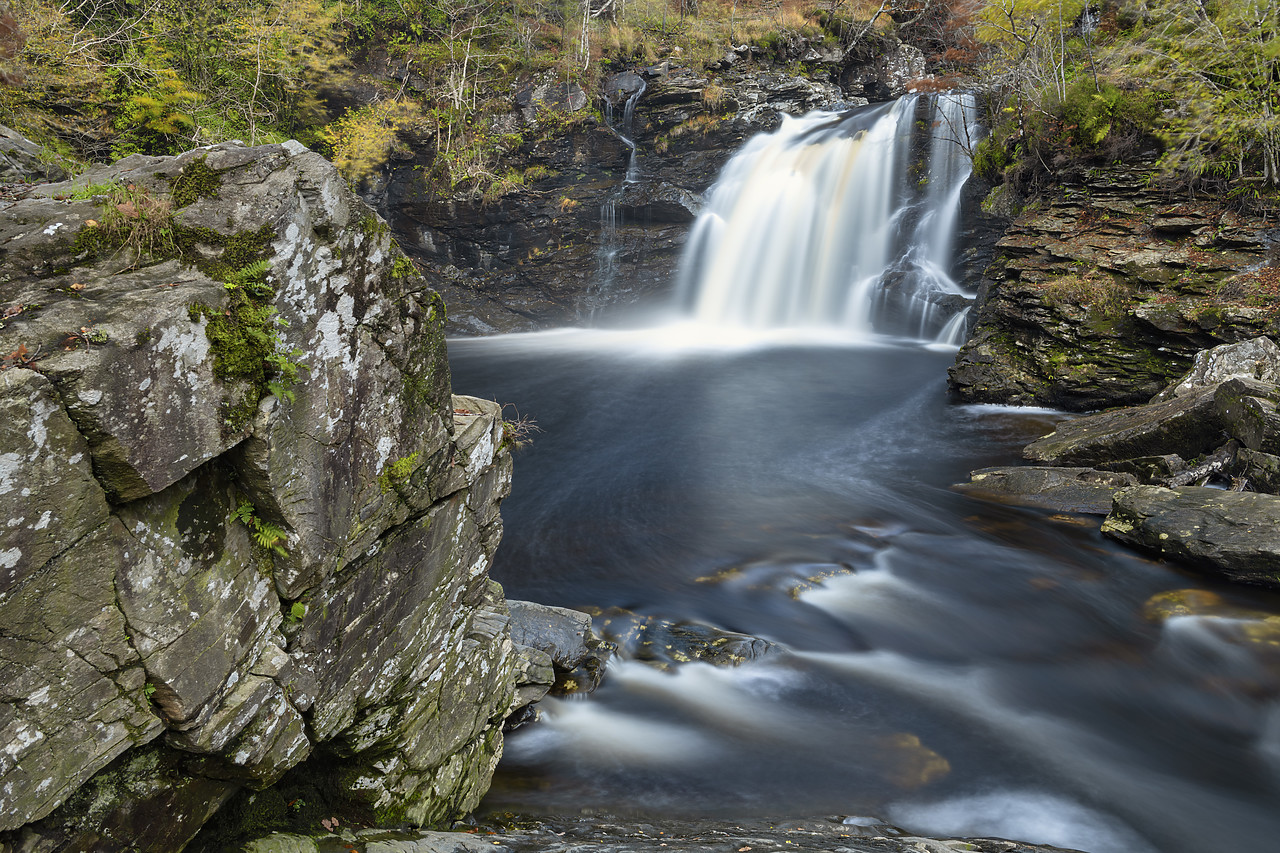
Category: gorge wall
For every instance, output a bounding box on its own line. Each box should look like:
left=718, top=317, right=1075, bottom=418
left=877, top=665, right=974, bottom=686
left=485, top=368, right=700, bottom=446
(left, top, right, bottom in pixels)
left=0, top=139, right=539, bottom=850
left=949, top=162, right=1280, bottom=410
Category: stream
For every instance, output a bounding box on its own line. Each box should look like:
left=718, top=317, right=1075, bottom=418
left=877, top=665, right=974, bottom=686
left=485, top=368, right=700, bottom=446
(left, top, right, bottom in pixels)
left=447, top=97, right=1280, bottom=853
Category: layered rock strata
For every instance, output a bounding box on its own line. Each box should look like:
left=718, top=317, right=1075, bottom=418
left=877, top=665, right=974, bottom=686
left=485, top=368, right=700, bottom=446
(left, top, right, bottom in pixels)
left=0, top=141, right=531, bottom=849
left=949, top=162, right=1280, bottom=410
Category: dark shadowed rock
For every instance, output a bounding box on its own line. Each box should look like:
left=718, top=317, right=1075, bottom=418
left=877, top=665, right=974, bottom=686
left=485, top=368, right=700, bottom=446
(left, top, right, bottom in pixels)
left=616, top=181, right=702, bottom=223
left=955, top=466, right=1138, bottom=514
left=1236, top=448, right=1280, bottom=493
left=1102, top=486, right=1280, bottom=588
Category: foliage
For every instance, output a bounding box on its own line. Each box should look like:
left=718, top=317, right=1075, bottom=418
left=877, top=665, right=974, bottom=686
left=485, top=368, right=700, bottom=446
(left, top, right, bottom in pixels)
left=233, top=499, right=290, bottom=555
left=323, top=99, right=422, bottom=186
left=1037, top=271, right=1133, bottom=317
left=75, top=181, right=178, bottom=267
left=1117, top=0, right=1280, bottom=187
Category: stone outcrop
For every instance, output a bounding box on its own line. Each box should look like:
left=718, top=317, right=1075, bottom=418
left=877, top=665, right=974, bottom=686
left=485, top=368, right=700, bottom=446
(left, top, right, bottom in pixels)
left=949, top=161, right=1280, bottom=410
left=956, top=338, right=1280, bottom=589
left=0, top=141, right=531, bottom=849
left=1102, top=486, right=1280, bottom=587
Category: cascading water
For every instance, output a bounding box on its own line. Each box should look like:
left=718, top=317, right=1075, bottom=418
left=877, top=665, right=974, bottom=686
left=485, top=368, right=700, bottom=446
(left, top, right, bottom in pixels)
left=586, top=80, right=648, bottom=318
left=676, top=93, right=981, bottom=342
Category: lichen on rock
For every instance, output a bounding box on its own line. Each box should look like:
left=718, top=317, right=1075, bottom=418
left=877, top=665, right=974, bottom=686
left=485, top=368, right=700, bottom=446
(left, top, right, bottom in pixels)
left=0, top=140, right=525, bottom=850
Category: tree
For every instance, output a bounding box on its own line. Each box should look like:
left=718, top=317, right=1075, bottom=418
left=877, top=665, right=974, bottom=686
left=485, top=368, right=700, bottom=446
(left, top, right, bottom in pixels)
left=1121, top=0, right=1280, bottom=186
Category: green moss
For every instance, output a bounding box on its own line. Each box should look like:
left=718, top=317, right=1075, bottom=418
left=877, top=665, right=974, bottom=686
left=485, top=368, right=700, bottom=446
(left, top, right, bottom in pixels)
left=172, top=223, right=276, bottom=281
left=390, top=254, right=416, bottom=280
left=361, top=214, right=390, bottom=240
left=169, top=156, right=223, bottom=208
left=378, top=451, right=420, bottom=493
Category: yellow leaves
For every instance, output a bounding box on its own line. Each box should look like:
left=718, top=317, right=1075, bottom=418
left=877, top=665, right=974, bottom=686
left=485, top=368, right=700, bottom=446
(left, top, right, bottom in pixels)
left=323, top=100, right=423, bottom=186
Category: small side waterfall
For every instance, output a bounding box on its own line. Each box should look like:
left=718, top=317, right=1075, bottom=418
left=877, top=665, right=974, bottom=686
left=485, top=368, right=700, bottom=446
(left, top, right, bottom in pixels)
left=676, top=93, right=981, bottom=341
left=587, top=80, right=648, bottom=317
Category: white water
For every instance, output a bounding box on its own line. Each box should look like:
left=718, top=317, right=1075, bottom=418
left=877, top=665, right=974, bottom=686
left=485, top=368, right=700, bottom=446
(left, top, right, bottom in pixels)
left=676, top=93, right=981, bottom=341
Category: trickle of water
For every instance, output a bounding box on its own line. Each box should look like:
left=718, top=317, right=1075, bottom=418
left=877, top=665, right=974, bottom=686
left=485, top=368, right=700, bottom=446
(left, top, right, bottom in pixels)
left=587, top=80, right=649, bottom=319
left=677, top=93, right=982, bottom=342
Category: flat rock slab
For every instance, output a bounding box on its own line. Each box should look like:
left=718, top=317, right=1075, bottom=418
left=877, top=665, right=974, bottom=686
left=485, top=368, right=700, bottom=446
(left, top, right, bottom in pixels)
left=1023, top=385, right=1224, bottom=467
left=955, top=466, right=1138, bottom=515
left=1102, top=486, right=1280, bottom=587
left=1024, top=378, right=1280, bottom=467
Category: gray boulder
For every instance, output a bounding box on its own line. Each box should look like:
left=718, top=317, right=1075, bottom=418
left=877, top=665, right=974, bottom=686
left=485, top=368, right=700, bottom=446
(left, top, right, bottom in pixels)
left=508, top=600, right=596, bottom=671
left=1153, top=336, right=1280, bottom=401
left=1, top=141, right=522, bottom=848
left=1102, top=486, right=1280, bottom=588
left=0, top=125, right=68, bottom=184
left=955, top=466, right=1139, bottom=514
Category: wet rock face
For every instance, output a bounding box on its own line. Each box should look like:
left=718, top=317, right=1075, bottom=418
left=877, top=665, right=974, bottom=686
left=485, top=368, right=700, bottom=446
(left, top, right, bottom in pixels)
left=0, top=142, right=520, bottom=849
left=949, top=162, right=1280, bottom=411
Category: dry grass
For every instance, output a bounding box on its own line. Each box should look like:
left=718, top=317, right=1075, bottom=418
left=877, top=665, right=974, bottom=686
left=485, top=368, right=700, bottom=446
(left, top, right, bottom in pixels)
left=1037, top=272, right=1133, bottom=318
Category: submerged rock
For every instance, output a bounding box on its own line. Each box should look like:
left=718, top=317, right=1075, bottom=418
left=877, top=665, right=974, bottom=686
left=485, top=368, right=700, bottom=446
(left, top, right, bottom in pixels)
left=595, top=608, right=779, bottom=669
left=1102, top=486, right=1280, bottom=588
left=955, top=466, right=1138, bottom=514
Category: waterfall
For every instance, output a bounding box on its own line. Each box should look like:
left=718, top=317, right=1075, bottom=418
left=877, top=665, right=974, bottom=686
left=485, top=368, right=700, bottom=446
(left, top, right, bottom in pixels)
left=587, top=80, right=649, bottom=318
left=676, top=93, right=982, bottom=342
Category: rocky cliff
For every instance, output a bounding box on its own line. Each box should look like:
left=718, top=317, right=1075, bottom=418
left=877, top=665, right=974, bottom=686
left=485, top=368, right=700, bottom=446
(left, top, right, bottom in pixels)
left=0, top=138, right=535, bottom=850
left=949, top=162, right=1280, bottom=410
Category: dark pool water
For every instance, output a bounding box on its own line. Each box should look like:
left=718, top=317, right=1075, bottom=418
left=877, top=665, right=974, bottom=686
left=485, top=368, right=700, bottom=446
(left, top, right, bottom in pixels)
left=450, top=327, right=1280, bottom=853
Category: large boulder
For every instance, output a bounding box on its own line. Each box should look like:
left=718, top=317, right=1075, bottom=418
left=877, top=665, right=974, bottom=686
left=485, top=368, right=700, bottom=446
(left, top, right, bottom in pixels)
left=0, top=141, right=522, bottom=849
left=1102, top=486, right=1280, bottom=588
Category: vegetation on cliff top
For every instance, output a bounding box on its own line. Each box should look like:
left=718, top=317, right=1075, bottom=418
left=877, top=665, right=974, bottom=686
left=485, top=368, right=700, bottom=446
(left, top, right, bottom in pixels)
left=2, top=0, right=1279, bottom=202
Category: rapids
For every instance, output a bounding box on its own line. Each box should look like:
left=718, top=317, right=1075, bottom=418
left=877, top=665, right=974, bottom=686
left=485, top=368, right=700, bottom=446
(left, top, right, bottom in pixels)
left=448, top=98, right=1280, bottom=853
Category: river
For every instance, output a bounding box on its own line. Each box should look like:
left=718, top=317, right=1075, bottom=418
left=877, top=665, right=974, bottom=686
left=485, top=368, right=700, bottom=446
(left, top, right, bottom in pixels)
left=447, top=97, right=1280, bottom=853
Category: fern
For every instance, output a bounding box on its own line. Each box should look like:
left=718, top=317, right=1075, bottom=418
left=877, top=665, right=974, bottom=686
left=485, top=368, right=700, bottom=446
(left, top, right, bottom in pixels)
left=232, top=499, right=289, bottom=556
